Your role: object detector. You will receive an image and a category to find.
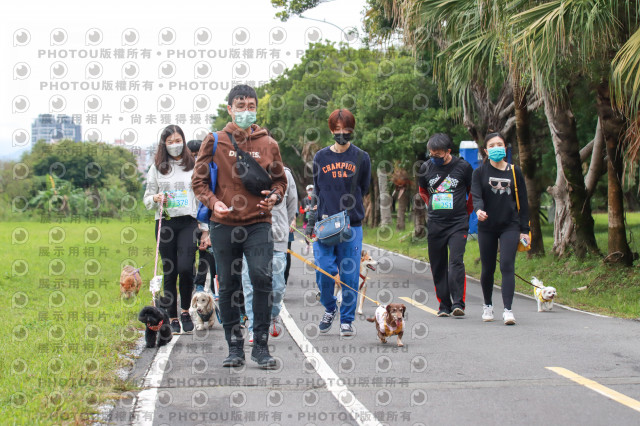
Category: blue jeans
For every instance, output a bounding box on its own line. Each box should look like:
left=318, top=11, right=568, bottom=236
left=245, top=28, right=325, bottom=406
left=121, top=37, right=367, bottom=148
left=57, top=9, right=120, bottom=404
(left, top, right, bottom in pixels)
left=313, top=226, right=362, bottom=324
left=242, top=251, right=287, bottom=332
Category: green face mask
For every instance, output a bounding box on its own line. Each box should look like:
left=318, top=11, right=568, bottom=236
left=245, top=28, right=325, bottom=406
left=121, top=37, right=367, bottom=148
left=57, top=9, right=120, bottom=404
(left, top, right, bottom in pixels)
left=234, top=110, right=256, bottom=129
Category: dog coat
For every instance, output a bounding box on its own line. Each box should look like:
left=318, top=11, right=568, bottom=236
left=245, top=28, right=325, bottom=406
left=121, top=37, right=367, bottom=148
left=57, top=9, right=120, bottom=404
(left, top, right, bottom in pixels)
left=375, top=305, right=401, bottom=335
left=197, top=310, right=214, bottom=322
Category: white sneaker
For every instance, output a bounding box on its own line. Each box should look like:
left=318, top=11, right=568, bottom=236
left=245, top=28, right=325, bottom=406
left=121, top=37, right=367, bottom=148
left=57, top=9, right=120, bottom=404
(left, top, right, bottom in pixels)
left=503, top=309, right=516, bottom=325
left=247, top=330, right=254, bottom=346
left=482, top=305, right=494, bottom=322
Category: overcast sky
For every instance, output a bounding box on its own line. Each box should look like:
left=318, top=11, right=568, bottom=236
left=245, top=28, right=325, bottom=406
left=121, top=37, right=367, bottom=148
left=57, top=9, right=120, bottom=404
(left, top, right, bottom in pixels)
left=1, top=0, right=369, bottom=158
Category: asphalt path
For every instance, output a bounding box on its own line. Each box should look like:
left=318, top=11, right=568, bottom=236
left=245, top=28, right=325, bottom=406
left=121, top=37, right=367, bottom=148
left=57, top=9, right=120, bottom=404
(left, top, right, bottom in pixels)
left=110, top=238, right=640, bottom=426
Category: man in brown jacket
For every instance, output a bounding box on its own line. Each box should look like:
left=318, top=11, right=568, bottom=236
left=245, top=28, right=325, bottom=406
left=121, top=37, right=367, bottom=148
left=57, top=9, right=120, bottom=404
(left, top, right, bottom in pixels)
left=192, top=85, right=287, bottom=369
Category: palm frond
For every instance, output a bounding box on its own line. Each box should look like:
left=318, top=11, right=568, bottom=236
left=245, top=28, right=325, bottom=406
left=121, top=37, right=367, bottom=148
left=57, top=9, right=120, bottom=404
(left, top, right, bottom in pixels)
left=511, top=0, right=619, bottom=88
left=611, top=27, right=640, bottom=117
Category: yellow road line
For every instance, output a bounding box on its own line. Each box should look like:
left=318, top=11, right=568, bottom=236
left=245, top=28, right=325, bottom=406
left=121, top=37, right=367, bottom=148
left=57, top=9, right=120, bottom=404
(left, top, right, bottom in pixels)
left=399, top=297, right=438, bottom=316
left=547, top=367, right=640, bottom=413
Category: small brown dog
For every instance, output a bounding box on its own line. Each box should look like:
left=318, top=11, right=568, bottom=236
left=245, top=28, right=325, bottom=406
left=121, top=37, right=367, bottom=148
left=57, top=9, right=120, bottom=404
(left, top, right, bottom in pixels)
left=367, top=303, right=406, bottom=346
left=120, top=266, right=142, bottom=298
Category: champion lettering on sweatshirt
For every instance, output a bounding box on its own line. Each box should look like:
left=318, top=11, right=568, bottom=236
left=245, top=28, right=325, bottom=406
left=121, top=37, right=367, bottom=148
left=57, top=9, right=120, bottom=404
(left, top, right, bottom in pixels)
left=312, top=144, right=371, bottom=227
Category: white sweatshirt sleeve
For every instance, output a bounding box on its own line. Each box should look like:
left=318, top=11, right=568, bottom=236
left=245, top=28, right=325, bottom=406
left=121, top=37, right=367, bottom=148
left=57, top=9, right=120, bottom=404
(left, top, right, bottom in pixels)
left=143, top=165, right=159, bottom=211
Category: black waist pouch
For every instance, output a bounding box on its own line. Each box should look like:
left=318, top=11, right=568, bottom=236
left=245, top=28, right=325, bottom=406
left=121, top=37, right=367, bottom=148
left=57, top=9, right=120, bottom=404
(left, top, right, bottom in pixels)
left=227, top=131, right=273, bottom=196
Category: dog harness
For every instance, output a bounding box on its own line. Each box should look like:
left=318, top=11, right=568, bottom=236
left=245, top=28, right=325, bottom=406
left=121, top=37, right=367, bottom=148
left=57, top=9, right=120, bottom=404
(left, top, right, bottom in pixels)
left=147, top=320, right=163, bottom=332
left=536, top=288, right=553, bottom=303
left=197, top=310, right=214, bottom=322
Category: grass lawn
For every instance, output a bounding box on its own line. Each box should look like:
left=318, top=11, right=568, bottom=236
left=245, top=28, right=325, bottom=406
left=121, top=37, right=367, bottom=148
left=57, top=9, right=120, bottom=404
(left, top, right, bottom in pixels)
left=362, top=213, right=640, bottom=318
left=1, top=214, right=159, bottom=424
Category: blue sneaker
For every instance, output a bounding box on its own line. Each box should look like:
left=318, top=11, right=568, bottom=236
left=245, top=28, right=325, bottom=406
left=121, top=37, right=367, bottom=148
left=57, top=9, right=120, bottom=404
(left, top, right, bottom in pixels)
left=195, top=285, right=205, bottom=293
left=318, top=308, right=337, bottom=333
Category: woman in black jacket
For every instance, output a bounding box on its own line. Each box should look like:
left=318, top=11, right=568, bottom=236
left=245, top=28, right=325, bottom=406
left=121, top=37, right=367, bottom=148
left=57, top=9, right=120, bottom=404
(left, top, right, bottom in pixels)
left=471, top=132, right=530, bottom=325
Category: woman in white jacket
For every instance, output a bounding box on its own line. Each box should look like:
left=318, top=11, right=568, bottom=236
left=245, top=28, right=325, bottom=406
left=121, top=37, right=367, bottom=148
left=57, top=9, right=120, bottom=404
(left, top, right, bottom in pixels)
left=143, top=125, right=198, bottom=334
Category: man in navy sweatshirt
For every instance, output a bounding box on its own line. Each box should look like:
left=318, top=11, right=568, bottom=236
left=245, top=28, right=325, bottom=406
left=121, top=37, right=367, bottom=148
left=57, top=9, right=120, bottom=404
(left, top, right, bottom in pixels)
left=311, top=109, right=371, bottom=336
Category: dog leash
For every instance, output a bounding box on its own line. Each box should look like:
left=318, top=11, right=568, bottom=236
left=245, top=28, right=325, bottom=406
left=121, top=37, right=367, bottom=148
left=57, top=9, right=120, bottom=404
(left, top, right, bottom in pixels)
left=150, top=194, right=165, bottom=307
left=287, top=249, right=382, bottom=307
left=289, top=225, right=316, bottom=244
left=496, top=257, right=542, bottom=289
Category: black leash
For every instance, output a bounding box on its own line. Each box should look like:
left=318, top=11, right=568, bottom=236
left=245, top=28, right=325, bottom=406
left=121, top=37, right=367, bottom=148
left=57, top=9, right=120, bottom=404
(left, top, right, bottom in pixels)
left=496, top=257, right=542, bottom=289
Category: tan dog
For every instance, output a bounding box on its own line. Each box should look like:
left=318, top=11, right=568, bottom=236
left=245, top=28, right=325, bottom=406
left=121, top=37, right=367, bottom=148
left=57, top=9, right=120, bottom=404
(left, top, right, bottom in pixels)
left=366, top=303, right=406, bottom=346
left=120, top=266, right=142, bottom=298
left=356, top=250, right=378, bottom=314
left=189, top=291, right=216, bottom=330
left=333, top=250, right=378, bottom=309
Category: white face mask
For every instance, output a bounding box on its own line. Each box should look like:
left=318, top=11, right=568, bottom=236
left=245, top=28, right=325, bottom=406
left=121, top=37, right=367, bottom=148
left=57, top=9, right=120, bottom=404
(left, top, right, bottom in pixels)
left=166, top=143, right=183, bottom=157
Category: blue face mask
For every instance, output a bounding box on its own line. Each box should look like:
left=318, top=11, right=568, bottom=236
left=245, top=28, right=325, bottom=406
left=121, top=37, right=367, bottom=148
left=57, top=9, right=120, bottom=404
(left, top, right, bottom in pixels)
left=431, top=156, right=445, bottom=166
left=487, top=146, right=506, bottom=162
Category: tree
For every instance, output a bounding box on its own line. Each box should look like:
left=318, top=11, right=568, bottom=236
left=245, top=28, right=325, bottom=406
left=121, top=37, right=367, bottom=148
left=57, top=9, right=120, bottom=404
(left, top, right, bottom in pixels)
left=512, top=0, right=639, bottom=263
left=369, top=0, right=548, bottom=255
left=271, top=0, right=330, bottom=21
left=243, top=42, right=465, bottom=227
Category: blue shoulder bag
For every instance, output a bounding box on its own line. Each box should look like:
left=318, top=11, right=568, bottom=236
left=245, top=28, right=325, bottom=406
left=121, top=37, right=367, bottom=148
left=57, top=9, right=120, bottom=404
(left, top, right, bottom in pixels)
left=196, top=132, right=218, bottom=224
left=313, top=149, right=363, bottom=246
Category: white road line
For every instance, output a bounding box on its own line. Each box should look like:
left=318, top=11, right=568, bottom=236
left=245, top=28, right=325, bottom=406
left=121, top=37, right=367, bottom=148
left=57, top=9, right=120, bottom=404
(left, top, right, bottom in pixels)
left=131, top=336, right=179, bottom=426
left=363, top=242, right=611, bottom=319
left=280, top=304, right=382, bottom=426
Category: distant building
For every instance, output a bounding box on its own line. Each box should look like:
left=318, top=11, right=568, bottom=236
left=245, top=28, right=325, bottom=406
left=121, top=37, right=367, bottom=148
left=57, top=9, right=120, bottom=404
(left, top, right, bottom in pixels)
left=31, top=114, right=82, bottom=145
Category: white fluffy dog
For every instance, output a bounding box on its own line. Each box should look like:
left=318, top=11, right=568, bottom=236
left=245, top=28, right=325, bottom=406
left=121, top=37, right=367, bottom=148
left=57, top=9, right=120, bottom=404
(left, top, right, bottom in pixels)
left=532, top=277, right=557, bottom=312
left=189, top=291, right=216, bottom=330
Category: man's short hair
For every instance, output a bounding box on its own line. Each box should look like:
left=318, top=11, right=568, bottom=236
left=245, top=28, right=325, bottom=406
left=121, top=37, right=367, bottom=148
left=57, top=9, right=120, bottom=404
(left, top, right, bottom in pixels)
left=328, top=109, right=356, bottom=132
left=227, top=84, right=258, bottom=107
left=186, top=139, right=202, bottom=154
left=427, top=133, right=453, bottom=152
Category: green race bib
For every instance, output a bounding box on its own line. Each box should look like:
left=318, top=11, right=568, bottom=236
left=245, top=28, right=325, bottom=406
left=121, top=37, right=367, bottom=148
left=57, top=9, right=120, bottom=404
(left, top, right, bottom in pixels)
left=432, top=193, right=453, bottom=210
left=165, top=190, right=189, bottom=208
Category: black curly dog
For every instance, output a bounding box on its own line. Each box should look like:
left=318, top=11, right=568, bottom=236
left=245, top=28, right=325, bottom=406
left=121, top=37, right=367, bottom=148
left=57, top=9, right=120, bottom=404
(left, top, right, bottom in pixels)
left=138, top=301, right=173, bottom=348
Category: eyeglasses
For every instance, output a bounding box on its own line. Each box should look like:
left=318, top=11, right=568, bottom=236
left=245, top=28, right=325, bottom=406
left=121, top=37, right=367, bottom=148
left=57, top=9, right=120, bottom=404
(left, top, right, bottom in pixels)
left=233, top=105, right=257, bottom=112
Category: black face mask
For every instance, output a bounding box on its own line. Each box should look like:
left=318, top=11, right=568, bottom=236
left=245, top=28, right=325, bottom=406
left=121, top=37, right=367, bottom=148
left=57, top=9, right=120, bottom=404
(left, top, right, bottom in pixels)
left=333, top=132, right=353, bottom=145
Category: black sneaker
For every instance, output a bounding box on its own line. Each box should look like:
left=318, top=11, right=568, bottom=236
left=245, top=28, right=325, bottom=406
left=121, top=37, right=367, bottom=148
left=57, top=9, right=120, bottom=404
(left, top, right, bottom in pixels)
left=437, top=310, right=451, bottom=317
left=180, top=312, right=194, bottom=333
left=318, top=308, right=337, bottom=333
left=170, top=319, right=181, bottom=334
left=452, top=307, right=465, bottom=317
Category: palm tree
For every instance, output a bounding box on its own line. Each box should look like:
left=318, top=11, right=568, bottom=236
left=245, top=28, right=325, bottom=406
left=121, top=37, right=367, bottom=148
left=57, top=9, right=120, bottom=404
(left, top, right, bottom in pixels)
left=374, top=0, right=548, bottom=254
left=611, top=17, right=640, bottom=189
left=512, top=0, right=639, bottom=264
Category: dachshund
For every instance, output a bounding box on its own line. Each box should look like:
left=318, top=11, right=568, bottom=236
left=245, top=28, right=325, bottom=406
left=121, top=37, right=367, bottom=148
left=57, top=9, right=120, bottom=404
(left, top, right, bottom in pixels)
left=367, top=303, right=406, bottom=347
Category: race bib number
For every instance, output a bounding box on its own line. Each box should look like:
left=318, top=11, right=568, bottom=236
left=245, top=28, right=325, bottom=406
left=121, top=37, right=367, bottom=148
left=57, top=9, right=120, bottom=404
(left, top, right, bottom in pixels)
left=166, top=190, right=189, bottom=208
left=432, top=193, right=453, bottom=210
